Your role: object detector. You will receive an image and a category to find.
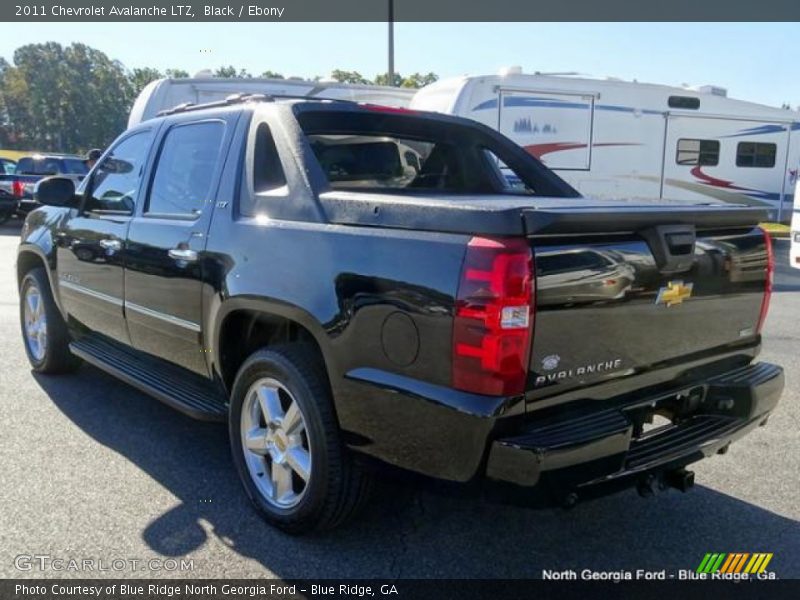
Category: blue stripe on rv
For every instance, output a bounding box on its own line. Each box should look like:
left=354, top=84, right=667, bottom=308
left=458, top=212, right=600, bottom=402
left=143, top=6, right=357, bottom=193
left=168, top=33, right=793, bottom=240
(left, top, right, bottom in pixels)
left=471, top=96, right=662, bottom=115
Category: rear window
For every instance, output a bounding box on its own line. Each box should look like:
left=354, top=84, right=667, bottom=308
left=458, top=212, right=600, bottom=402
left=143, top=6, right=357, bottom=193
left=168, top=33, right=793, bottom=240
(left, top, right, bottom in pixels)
left=295, top=109, right=578, bottom=198
left=61, top=159, right=89, bottom=175
left=17, top=157, right=61, bottom=175
left=16, top=156, right=87, bottom=176
left=308, top=136, right=438, bottom=190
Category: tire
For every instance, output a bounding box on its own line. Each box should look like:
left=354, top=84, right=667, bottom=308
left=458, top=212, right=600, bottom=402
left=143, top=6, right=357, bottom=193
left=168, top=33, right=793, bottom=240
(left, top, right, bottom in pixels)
left=0, top=210, right=11, bottom=225
left=19, top=267, right=82, bottom=374
left=229, top=345, right=371, bottom=534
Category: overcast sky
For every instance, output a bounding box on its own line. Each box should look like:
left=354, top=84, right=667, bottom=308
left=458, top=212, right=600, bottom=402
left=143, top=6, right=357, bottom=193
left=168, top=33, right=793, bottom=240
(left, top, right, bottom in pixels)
left=0, top=22, right=797, bottom=108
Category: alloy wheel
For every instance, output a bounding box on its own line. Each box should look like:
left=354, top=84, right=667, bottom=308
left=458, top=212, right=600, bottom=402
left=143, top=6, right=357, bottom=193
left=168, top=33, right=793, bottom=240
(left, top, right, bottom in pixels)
left=240, top=377, right=312, bottom=509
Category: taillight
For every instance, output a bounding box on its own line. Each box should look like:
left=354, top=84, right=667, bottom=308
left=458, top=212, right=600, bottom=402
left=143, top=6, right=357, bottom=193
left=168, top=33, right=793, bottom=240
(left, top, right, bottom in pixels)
left=12, top=180, right=24, bottom=198
left=756, top=227, right=773, bottom=334
left=452, top=237, right=534, bottom=396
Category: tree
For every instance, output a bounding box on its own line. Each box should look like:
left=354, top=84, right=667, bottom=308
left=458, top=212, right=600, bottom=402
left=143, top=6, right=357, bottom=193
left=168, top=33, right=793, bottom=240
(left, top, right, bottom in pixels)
left=165, top=68, right=189, bottom=79
left=329, top=69, right=371, bottom=85
left=260, top=70, right=284, bottom=79
left=1, top=42, right=131, bottom=152
left=373, top=71, right=439, bottom=88
left=129, top=67, right=163, bottom=96
left=374, top=72, right=402, bottom=87
left=214, top=65, right=252, bottom=78
left=401, top=72, right=438, bottom=89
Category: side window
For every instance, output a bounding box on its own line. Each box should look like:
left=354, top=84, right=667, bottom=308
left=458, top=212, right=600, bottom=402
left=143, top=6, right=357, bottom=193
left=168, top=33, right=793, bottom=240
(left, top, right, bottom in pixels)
left=676, top=139, right=720, bottom=166
left=85, top=131, right=153, bottom=215
left=483, top=148, right=533, bottom=194
left=147, top=121, right=225, bottom=216
left=253, top=122, right=287, bottom=193
left=736, top=142, right=777, bottom=168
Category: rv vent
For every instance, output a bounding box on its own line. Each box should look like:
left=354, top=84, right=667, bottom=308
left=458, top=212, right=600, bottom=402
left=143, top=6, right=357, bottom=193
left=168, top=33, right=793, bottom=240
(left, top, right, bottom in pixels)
left=498, top=66, right=523, bottom=77
left=697, top=85, right=728, bottom=97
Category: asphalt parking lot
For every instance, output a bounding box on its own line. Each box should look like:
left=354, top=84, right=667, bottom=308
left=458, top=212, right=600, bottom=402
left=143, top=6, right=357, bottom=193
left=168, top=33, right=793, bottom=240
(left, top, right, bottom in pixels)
left=0, top=221, right=797, bottom=579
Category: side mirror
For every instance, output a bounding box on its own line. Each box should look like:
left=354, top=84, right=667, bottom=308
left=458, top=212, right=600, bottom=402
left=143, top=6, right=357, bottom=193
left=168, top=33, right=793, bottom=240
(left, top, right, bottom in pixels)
left=34, top=176, right=77, bottom=208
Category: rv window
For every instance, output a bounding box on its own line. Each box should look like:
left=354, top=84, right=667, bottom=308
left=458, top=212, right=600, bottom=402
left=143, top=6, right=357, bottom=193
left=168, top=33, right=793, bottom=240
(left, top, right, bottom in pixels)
left=668, top=96, right=701, bottom=110
left=736, top=142, right=777, bottom=168
left=676, top=139, right=719, bottom=166
left=253, top=123, right=288, bottom=193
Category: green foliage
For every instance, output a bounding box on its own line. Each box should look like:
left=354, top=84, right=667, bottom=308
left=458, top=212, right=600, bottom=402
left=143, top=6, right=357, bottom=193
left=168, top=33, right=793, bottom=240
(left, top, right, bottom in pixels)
left=215, top=65, right=252, bottom=78
left=129, top=67, right=163, bottom=96
left=329, top=69, right=371, bottom=85
left=401, top=72, right=439, bottom=89
left=0, top=41, right=440, bottom=154
left=0, top=42, right=132, bottom=153
left=374, top=72, right=403, bottom=87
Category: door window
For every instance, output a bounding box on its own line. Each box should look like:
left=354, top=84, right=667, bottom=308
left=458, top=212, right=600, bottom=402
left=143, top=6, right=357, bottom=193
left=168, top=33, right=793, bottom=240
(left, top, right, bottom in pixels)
left=147, top=121, right=225, bottom=216
left=85, top=131, right=153, bottom=214
left=676, top=139, right=720, bottom=166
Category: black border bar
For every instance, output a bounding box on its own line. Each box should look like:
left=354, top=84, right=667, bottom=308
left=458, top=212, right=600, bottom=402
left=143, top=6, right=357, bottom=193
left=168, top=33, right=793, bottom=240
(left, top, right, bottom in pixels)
left=3, top=0, right=800, bottom=22
left=2, top=580, right=800, bottom=600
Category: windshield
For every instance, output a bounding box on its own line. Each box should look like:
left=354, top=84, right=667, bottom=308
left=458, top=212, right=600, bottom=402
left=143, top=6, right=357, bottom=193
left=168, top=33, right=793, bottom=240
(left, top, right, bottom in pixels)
left=296, top=109, right=579, bottom=198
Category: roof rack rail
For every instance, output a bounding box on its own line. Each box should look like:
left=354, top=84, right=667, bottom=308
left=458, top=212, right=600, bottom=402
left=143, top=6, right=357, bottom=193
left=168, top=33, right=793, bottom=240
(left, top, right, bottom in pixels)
left=155, top=93, right=358, bottom=117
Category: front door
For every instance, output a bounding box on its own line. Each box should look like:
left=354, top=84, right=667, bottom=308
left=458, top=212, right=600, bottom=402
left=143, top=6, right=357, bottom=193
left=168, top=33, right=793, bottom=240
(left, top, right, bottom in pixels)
left=56, top=129, right=155, bottom=342
left=124, top=116, right=234, bottom=375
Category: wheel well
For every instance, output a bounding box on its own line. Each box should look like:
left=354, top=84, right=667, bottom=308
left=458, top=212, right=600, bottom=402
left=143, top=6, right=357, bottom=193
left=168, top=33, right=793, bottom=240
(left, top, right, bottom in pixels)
left=218, top=310, right=328, bottom=391
left=17, top=251, right=46, bottom=285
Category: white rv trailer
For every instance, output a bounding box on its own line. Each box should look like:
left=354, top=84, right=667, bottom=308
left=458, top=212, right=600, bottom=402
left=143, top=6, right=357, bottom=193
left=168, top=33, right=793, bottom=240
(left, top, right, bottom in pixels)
left=411, top=69, right=800, bottom=222
left=128, top=76, right=415, bottom=128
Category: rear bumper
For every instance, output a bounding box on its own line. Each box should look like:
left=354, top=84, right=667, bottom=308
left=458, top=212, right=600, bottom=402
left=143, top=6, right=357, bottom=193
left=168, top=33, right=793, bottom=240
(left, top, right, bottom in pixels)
left=485, top=362, right=783, bottom=501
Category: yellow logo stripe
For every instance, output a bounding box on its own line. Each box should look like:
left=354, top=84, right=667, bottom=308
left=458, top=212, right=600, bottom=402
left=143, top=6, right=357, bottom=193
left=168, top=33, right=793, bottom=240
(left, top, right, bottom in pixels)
left=746, top=553, right=773, bottom=573
left=758, top=553, right=773, bottom=573
left=744, top=554, right=760, bottom=573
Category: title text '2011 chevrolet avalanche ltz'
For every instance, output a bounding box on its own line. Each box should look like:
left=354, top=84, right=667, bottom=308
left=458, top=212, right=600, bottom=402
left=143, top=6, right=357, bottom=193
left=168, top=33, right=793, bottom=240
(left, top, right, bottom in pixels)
left=18, top=95, right=783, bottom=533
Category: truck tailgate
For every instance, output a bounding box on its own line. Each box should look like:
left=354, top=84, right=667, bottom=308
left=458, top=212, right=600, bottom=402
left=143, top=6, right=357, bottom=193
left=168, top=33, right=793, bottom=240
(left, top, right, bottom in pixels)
left=525, top=205, right=770, bottom=400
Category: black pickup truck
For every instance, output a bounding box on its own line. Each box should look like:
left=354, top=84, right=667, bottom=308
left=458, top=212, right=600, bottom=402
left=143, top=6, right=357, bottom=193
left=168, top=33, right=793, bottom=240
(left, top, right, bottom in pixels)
left=17, top=96, right=783, bottom=533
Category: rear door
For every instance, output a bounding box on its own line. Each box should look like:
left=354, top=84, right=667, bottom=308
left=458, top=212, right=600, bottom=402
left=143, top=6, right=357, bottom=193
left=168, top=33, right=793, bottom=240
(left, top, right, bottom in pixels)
left=124, top=113, right=237, bottom=375
left=55, top=129, right=155, bottom=342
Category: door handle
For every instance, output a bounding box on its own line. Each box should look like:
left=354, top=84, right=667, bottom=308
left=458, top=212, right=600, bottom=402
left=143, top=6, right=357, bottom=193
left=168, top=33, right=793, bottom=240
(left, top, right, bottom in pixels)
left=98, top=239, right=122, bottom=252
left=168, top=247, right=198, bottom=262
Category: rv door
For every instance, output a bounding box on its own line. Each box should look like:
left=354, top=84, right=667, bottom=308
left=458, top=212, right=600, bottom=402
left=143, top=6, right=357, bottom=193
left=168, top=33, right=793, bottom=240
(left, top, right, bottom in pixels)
left=497, top=89, right=595, bottom=170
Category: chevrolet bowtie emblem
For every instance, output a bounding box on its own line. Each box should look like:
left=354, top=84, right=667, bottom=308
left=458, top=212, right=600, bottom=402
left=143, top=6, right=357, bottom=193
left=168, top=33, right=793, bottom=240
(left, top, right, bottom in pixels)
left=656, top=280, right=694, bottom=307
